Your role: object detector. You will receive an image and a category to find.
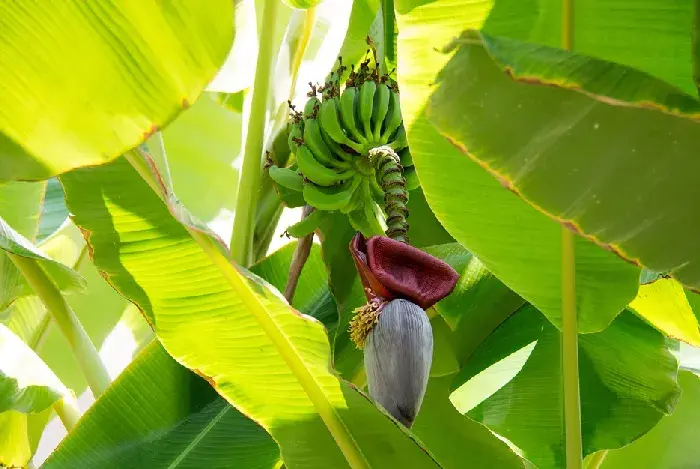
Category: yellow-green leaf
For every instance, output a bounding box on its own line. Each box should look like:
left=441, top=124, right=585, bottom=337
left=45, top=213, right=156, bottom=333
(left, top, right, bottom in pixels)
left=0, top=1, right=234, bottom=181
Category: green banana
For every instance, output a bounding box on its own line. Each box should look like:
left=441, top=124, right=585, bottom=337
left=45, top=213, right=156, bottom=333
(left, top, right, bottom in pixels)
left=380, top=91, right=402, bottom=143
left=268, top=165, right=304, bottom=192
left=287, top=121, right=304, bottom=151
left=303, top=175, right=362, bottom=211
left=371, top=83, right=391, bottom=140
left=303, top=119, right=349, bottom=169
left=370, top=176, right=385, bottom=206
left=319, top=124, right=356, bottom=163
left=404, top=165, right=420, bottom=191
left=348, top=181, right=385, bottom=236
left=286, top=208, right=327, bottom=238
left=319, top=99, right=363, bottom=153
left=341, top=176, right=368, bottom=214
left=304, top=96, right=321, bottom=119
left=339, top=86, right=367, bottom=144
left=359, top=80, right=377, bottom=138
left=296, top=145, right=353, bottom=186
left=389, top=125, right=408, bottom=151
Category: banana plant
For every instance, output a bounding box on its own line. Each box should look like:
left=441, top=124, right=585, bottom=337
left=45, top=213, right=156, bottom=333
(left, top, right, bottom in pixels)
left=2, top=1, right=700, bottom=469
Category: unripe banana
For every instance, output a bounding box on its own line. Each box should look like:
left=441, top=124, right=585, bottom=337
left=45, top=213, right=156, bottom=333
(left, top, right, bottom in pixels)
left=341, top=176, right=367, bottom=214
left=304, top=96, right=321, bottom=120
left=369, top=176, right=385, bottom=205
left=303, top=175, right=362, bottom=211
left=319, top=99, right=363, bottom=153
left=339, top=86, right=367, bottom=144
left=364, top=299, right=432, bottom=428
left=268, top=165, right=304, bottom=192
left=296, top=145, right=353, bottom=186
left=303, top=119, right=349, bottom=169
left=285, top=208, right=327, bottom=238
left=319, top=116, right=357, bottom=163
left=371, top=83, right=391, bottom=140
left=348, top=180, right=384, bottom=235
left=359, top=80, right=377, bottom=138
left=287, top=122, right=304, bottom=152
left=380, top=91, right=402, bottom=143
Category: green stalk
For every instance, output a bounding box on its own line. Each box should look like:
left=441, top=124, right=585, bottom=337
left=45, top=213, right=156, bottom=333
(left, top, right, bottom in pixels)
left=369, top=146, right=409, bottom=243
left=253, top=187, right=284, bottom=261
left=561, top=2, right=582, bottom=468
left=586, top=450, right=608, bottom=469
left=561, top=228, right=582, bottom=468
left=562, top=0, right=574, bottom=50
left=53, top=395, right=81, bottom=431
left=381, top=0, right=396, bottom=72
left=230, top=0, right=279, bottom=267
left=7, top=253, right=110, bottom=397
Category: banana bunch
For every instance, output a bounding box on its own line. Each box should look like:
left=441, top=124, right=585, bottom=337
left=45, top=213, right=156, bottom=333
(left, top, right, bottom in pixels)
left=268, top=55, right=418, bottom=238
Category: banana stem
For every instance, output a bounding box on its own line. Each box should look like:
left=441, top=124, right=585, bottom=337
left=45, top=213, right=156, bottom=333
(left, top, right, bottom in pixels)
left=53, top=395, right=81, bottom=431
left=381, top=0, right=396, bottom=73
left=284, top=206, right=314, bottom=302
left=7, top=253, right=111, bottom=397
left=561, top=3, right=582, bottom=469
left=230, top=0, right=279, bottom=267
left=562, top=227, right=582, bottom=469
left=368, top=146, right=409, bottom=243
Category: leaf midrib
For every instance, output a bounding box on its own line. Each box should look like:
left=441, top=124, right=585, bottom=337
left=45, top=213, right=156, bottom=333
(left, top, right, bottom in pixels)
left=166, top=404, right=230, bottom=469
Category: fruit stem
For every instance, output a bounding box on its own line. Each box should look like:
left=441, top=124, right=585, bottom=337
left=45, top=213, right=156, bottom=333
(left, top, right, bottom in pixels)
left=284, top=206, right=314, bottom=302
left=368, top=146, right=409, bottom=243
left=230, top=0, right=279, bottom=267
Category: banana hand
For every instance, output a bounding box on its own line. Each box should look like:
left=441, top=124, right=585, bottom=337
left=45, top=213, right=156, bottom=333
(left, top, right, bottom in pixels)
left=269, top=165, right=304, bottom=192
left=296, top=145, right=354, bottom=186
left=303, top=175, right=362, bottom=211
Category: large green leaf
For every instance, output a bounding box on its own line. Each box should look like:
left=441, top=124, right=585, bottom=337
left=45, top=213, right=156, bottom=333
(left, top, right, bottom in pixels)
left=0, top=1, right=233, bottom=181
left=404, top=189, right=455, bottom=249
left=602, top=371, right=700, bottom=468
left=456, top=306, right=680, bottom=469
left=0, top=323, right=69, bottom=414
left=482, top=0, right=696, bottom=95
left=395, top=1, right=640, bottom=332
left=42, top=342, right=279, bottom=469
left=412, top=375, right=525, bottom=469
left=60, top=157, right=442, bottom=468
left=43, top=240, right=355, bottom=468
left=427, top=32, right=700, bottom=292
left=337, top=0, right=381, bottom=68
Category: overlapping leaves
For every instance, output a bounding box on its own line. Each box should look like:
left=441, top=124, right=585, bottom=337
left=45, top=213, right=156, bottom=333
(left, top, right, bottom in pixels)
left=60, top=156, right=444, bottom=468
